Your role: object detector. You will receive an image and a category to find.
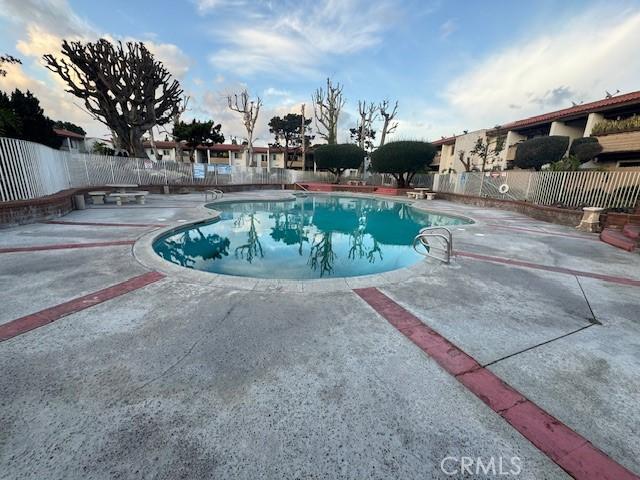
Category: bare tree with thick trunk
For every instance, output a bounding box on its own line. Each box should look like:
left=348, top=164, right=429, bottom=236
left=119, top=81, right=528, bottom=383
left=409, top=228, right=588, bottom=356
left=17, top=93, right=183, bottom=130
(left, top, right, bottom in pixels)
left=312, top=78, right=345, bottom=145
left=227, top=89, right=262, bottom=167
left=43, top=39, right=182, bottom=158
left=357, top=101, right=378, bottom=150
left=378, top=99, right=398, bottom=147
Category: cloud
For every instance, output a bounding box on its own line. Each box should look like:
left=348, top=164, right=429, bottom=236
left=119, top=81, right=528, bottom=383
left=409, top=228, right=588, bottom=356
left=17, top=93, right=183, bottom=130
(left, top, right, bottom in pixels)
left=439, top=19, right=456, bottom=39
left=443, top=8, right=640, bottom=131
left=208, top=0, right=397, bottom=76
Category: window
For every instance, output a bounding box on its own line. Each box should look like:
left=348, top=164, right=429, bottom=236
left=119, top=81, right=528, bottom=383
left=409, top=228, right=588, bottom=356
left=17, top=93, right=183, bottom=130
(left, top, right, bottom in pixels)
left=618, top=160, right=640, bottom=168
left=162, top=149, right=170, bottom=156
left=261, top=154, right=268, bottom=162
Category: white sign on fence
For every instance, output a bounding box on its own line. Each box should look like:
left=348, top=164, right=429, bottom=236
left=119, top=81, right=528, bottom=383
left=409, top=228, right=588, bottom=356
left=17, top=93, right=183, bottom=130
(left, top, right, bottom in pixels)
left=193, top=164, right=205, bottom=179
left=216, top=165, right=232, bottom=175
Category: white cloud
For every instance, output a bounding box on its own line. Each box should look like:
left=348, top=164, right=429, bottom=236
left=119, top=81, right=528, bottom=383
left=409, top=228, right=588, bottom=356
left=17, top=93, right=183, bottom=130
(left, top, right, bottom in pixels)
left=439, top=19, right=456, bottom=39
left=443, top=8, right=640, bottom=131
left=208, top=0, right=397, bottom=76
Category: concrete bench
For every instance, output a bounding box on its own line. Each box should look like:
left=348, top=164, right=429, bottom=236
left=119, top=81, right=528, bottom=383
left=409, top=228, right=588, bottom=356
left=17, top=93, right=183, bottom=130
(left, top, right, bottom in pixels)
left=425, top=192, right=436, bottom=200
left=88, top=191, right=108, bottom=204
left=107, top=191, right=149, bottom=206
left=406, top=191, right=425, bottom=200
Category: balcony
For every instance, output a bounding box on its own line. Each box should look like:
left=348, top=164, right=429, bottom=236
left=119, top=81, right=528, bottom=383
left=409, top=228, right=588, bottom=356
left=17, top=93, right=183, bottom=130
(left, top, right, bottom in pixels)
left=594, top=130, right=640, bottom=154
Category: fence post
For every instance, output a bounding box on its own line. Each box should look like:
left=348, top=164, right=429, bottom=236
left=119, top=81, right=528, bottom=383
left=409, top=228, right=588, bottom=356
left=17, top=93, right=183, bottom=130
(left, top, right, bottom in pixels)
left=478, top=173, right=484, bottom=197
left=136, top=158, right=141, bottom=185
left=109, top=156, right=116, bottom=183
left=525, top=174, right=532, bottom=202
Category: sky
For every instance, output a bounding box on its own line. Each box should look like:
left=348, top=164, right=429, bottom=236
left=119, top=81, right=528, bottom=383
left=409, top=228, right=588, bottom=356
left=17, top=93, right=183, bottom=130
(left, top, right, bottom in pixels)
left=1, top=0, right=640, bottom=146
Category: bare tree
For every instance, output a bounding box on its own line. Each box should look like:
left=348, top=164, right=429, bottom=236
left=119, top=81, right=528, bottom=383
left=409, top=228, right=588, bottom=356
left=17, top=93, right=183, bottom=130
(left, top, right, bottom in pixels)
left=312, top=78, right=345, bottom=145
left=378, top=99, right=398, bottom=147
left=44, top=39, right=182, bottom=158
left=227, top=89, right=262, bottom=167
left=0, top=54, right=21, bottom=77
left=458, top=150, right=472, bottom=172
left=356, top=101, right=378, bottom=150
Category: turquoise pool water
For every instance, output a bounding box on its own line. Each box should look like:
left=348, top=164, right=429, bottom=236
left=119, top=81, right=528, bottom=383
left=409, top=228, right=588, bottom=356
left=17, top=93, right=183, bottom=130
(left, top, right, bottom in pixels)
left=153, top=195, right=470, bottom=279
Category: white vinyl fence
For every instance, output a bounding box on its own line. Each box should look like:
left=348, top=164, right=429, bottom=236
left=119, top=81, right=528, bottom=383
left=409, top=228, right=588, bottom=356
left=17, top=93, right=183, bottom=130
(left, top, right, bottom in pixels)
left=432, top=170, right=640, bottom=209
left=0, top=137, right=334, bottom=202
left=1, top=136, right=639, bottom=209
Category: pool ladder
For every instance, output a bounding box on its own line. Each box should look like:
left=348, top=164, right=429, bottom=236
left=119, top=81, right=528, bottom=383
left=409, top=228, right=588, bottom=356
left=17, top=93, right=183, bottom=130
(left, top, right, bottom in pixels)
left=412, top=227, right=453, bottom=264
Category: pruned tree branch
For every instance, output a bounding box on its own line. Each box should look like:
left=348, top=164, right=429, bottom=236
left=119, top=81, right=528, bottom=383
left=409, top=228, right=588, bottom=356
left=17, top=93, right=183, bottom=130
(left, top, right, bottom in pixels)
left=312, top=78, right=345, bottom=145
left=226, top=89, right=262, bottom=167
left=43, top=39, right=183, bottom=158
left=378, top=99, right=398, bottom=147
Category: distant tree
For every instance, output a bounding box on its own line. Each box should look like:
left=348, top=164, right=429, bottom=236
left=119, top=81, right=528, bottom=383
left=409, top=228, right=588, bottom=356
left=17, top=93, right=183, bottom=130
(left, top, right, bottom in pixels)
left=312, top=78, right=345, bottom=144
left=268, top=113, right=313, bottom=168
left=457, top=150, right=472, bottom=172
left=0, top=54, right=21, bottom=77
left=469, top=134, right=505, bottom=171
left=54, top=121, right=86, bottom=136
left=314, top=144, right=365, bottom=183
left=226, top=89, right=262, bottom=167
left=173, top=119, right=224, bottom=162
left=0, top=89, right=61, bottom=148
left=349, top=126, right=376, bottom=151
left=44, top=39, right=183, bottom=158
left=569, top=137, right=602, bottom=164
left=370, top=140, right=436, bottom=188
left=514, top=136, right=570, bottom=170
left=378, top=99, right=398, bottom=147
left=91, top=141, right=115, bottom=156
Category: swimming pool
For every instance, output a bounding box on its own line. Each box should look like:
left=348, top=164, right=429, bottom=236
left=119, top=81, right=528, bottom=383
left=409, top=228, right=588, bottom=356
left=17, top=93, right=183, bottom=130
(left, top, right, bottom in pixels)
left=153, top=195, right=470, bottom=280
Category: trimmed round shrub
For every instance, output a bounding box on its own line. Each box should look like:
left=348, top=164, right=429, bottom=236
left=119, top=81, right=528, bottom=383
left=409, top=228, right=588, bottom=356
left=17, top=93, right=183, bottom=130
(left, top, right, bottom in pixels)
left=514, top=136, right=569, bottom=170
left=370, top=140, right=436, bottom=188
left=314, top=144, right=365, bottom=183
left=569, top=137, right=603, bottom=163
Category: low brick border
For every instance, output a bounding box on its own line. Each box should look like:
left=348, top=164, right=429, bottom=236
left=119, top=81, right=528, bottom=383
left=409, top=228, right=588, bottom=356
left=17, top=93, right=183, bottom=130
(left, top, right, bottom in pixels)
left=435, top=192, right=583, bottom=227
left=0, top=184, right=289, bottom=226
left=354, top=287, right=639, bottom=480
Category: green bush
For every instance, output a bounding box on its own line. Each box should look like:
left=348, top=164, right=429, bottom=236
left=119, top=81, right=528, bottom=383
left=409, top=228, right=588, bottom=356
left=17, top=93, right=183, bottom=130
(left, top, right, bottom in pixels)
left=591, top=115, right=640, bottom=136
left=314, top=144, right=365, bottom=183
left=569, top=137, right=603, bottom=164
left=514, top=136, right=569, bottom=170
left=370, top=140, right=436, bottom=188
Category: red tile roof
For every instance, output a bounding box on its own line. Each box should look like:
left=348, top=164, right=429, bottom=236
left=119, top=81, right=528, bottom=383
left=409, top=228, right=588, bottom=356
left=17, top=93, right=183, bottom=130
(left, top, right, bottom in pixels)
left=431, top=135, right=457, bottom=146
left=502, top=90, right=640, bottom=131
left=54, top=128, right=85, bottom=139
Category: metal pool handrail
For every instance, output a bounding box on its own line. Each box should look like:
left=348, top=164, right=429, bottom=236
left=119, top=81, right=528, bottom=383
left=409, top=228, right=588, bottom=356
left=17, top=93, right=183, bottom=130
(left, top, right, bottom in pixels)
left=412, top=226, right=453, bottom=264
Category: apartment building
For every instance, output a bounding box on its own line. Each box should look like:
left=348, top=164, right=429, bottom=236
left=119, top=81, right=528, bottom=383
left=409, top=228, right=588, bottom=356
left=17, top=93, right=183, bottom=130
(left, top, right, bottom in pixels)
left=141, top=141, right=311, bottom=170
left=433, top=90, right=640, bottom=173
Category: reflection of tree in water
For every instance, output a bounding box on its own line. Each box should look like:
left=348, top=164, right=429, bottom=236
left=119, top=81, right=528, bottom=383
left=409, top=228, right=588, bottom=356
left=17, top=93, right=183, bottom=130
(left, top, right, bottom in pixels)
left=234, top=213, right=264, bottom=263
left=347, top=215, right=383, bottom=264
left=156, top=227, right=230, bottom=267
left=270, top=210, right=309, bottom=255
left=308, top=231, right=335, bottom=276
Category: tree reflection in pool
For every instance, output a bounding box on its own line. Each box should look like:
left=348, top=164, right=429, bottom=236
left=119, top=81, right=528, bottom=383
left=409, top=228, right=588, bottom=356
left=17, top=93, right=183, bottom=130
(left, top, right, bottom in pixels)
left=153, top=195, right=470, bottom=279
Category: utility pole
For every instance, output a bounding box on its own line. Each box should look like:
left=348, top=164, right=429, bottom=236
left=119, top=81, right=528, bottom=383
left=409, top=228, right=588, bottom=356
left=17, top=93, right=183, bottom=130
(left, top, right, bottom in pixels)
left=301, top=103, right=306, bottom=172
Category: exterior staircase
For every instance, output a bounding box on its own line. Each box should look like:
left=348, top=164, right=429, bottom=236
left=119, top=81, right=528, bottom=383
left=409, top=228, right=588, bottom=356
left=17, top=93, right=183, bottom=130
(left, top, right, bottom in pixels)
left=600, top=223, right=640, bottom=252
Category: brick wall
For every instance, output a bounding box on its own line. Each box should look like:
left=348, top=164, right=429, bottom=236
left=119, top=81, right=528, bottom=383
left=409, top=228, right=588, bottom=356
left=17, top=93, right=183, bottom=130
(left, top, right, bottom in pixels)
left=0, top=184, right=288, bottom=226
left=435, top=192, right=583, bottom=227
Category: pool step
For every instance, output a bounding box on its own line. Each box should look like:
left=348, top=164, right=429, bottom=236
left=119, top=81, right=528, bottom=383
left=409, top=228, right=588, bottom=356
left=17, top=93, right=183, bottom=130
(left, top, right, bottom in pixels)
left=622, top=223, right=640, bottom=240
left=600, top=227, right=638, bottom=252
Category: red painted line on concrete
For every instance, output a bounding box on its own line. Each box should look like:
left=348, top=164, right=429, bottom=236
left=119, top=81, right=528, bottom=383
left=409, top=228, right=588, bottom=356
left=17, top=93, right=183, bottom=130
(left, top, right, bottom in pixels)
left=0, top=240, right=135, bottom=254
left=46, top=220, right=167, bottom=228
left=455, top=250, right=640, bottom=287
left=353, top=287, right=639, bottom=480
left=487, top=224, right=600, bottom=241
left=0, top=271, right=165, bottom=342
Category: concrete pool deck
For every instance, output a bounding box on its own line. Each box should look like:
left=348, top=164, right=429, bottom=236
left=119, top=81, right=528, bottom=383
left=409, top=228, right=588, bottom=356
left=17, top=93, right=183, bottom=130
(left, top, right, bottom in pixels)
left=1, top=190, right=639, bottom=479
